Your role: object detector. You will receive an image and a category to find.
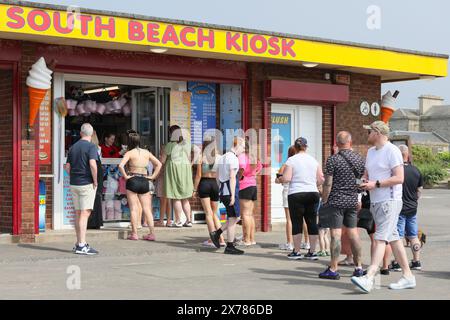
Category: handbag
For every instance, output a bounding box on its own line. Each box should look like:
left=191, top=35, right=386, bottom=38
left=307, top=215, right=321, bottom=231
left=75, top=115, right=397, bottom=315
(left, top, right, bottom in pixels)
left=357, top=207, right=374, bottom=231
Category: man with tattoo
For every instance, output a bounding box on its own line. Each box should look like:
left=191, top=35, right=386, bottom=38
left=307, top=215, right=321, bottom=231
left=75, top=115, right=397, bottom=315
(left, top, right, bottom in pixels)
left=351, top=121, right=416, bottom=293
left=319, top=131, right=365, bottom=280
left=386, top=145, right=424, bottom=271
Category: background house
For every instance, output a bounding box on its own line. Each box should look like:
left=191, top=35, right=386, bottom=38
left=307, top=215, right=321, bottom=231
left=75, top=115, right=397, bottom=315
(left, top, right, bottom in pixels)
left=390, top=95, right=450, bottom=143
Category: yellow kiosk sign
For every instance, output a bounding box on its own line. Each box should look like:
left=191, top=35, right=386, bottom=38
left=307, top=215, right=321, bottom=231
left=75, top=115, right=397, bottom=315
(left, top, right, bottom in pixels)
left=0, top=3, right=447, bottom=77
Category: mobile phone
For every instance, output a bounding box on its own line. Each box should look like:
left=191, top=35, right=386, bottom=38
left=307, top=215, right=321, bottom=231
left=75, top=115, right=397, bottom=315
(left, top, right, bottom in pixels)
left=276, top=173, right=283, bottom=179
left=355, top=178, right=364, bottom=185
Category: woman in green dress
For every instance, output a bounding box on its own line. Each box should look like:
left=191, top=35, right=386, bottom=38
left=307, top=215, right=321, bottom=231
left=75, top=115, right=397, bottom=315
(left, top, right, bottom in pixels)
left=161, top=125, right=194, bottom=227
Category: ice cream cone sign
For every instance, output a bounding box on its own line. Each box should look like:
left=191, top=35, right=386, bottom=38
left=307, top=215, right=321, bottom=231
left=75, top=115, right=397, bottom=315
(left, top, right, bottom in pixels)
left=26, top=57, right=53, bottom=127
left=380, top=90, right=399, bottom=123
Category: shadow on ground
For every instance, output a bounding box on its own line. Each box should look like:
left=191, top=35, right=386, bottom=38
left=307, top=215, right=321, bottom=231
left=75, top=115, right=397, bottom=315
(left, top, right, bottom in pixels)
left=17, top=244, right=73, bottom=254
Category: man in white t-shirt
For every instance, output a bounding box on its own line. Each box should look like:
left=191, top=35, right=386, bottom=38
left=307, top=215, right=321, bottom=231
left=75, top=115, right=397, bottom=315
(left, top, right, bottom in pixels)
left=351, top=121, right=416, bottom=293
left=210, top=137, right=246, bottom=254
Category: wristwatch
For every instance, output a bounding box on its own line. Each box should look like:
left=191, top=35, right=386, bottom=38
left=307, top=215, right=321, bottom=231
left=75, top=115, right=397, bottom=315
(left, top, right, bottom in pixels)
left=376, top=180, right=381, bottom=188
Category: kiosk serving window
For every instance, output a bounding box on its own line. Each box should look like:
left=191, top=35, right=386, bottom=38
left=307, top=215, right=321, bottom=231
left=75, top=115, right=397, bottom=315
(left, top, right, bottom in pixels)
left=59, top=79, right=172, bottom=227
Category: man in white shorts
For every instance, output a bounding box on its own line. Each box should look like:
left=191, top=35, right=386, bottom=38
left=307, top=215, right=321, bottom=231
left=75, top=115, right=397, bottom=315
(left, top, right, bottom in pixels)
left=351, top=121, right=415, bottom=293
left=66, top=123, right=99, bottom=255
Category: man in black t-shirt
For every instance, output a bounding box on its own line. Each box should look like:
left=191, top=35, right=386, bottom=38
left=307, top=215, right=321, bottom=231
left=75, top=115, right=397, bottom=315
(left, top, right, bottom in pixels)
left=66, top=123, right=99, bottom=255
left=390, top=145, right=424, bottom=271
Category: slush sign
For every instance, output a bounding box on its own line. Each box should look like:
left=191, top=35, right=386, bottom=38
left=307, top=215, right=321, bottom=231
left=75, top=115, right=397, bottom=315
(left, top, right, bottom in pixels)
left=0, top=4, right=296, bottom=59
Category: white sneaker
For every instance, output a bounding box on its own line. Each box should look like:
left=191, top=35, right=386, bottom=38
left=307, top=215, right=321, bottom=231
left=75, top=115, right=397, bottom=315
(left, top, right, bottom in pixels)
left=351, top=275, right=374, bottom=293
left=202, top=240, right=216, bottom=248
left=235, top=235, right=243, bottom=241
left=279, top=243, right=294, bottom=251
left=301, top=242, right=310, bottom=250
left=388, top=276, right=416, bottom=290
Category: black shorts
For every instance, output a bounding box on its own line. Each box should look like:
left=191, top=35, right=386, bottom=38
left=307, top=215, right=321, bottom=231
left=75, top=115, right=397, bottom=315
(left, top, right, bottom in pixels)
left=198, top=178, right=219, bottom=202
left=220, top=195, right=240, bottom=218
left=239, top=186, right=257, bottom=201
left=321, top=206, right=358, bottom=229
left=126, top=176, right=150, bottom=194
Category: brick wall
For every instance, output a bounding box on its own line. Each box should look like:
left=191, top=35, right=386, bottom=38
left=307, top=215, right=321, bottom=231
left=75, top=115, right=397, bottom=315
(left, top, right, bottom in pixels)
left=20, top=42, right=39, bottom=242
left=0, top=69, right=13, bottom=234
left=335, top=73, right=381, bottom=157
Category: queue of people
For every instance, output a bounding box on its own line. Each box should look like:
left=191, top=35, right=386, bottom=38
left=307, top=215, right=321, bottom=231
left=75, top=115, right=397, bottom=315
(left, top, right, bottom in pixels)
left=66, top=120, right=424, bottom=293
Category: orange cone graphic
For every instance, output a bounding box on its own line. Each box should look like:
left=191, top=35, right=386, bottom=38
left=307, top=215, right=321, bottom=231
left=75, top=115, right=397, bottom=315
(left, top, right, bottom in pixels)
left=380, top=106, right=395, bottom=123
left=26, top=57, right=53, bottom=128
left=28, top=87, right=48, bottom=128
left=380, top=90, right=399, bottom=123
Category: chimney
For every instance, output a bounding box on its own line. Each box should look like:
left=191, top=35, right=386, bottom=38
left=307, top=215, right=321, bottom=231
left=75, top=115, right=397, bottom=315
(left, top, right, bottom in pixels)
left=419, top=95, right=443, bottom=115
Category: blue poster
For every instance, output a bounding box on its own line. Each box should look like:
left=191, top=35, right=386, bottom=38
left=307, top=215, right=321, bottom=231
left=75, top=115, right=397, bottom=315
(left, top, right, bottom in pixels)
left=220, top=84, right=241, bottom=152
left=188, top=82, right=216, bottom=145
left=271, top=113, right=292, bottom=169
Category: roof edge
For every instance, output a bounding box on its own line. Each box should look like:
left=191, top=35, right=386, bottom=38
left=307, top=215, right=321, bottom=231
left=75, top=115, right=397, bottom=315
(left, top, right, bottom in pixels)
left=1, top=0, right=448, bottom=59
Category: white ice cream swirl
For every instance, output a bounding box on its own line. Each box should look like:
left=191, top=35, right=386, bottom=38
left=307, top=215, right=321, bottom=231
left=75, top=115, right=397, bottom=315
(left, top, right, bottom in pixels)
left=26, top=57, right=53, bottom=90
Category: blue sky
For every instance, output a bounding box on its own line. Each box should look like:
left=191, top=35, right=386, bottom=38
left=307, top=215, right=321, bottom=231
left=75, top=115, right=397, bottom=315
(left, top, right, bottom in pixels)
left=27, top=0, right=450, bottom=109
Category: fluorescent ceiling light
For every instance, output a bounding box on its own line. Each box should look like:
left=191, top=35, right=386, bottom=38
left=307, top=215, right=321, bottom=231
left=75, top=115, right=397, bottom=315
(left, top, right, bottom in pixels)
left=302, top=62, right=319, bottom=68
left=150, top=47, right=168, bottom=53
left=84, top=86, right=119, bottom=94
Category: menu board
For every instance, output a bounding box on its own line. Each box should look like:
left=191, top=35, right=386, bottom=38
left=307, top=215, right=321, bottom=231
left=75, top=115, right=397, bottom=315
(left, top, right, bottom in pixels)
left=63, top=169, right=76, bottom=226
left=188, top=82, right=216, bottom=145
left=170, top=91, right=191, bottom=133
left=38, top=90, right=52, bottom=165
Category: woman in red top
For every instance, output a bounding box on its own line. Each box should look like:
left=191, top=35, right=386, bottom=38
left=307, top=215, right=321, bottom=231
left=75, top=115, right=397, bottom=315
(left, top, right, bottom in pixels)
left=101, top=133, right=122, bottom=158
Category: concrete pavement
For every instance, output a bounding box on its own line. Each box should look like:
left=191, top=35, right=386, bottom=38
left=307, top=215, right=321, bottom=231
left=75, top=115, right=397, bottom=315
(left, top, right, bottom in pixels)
left=0, top=189, right=449, bottom=300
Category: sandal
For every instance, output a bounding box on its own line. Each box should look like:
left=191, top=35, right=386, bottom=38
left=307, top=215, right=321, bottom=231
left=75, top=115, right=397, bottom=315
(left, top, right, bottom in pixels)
left=153, top=221, right=163, bottom=227
left=143, top=234, right=156, bottom=241
left=317, top=250, right=327, bottom=257
left=127, top=233, right=139, bottom=241
left=338, top=259, right=355, bottom=266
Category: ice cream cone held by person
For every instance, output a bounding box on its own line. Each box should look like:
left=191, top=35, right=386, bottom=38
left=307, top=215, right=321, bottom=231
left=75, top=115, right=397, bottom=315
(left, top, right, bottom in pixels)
left=26, top=57, right=53, bottom=127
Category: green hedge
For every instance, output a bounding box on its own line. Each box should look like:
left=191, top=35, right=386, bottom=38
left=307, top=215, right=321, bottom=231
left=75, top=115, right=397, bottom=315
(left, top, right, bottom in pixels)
left=438, top=151, right=450, bottom=166
left=416, top=163, right=448, bottom=186
left=412, top=146, right=449, bottom=186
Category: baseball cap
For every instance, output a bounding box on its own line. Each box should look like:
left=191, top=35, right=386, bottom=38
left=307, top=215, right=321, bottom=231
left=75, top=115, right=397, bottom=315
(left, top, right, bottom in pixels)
left=295, top=137, right=308, bottom=147
left=363, top=121, right=390, bottom=135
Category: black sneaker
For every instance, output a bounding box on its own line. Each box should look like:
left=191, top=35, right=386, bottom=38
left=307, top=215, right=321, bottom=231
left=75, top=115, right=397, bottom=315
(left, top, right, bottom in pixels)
left=410, top=260, right=422, bottom=271
left=224, top=245, right=244, bottom=255
left=389, top=261, right=402, bottom=272
left=319, top=267, right=340, bottom=280
left=75, top=244, right=99, bottom=255
left=380, top=269, right=390, bottom=275
left=304, top=251, right=319, bottom=261
left=352, top=268, right=364, bottom=277
left=363, top=269, right=390, bottom=276
left=287, top=250, right=304, bottom=260
left=209, top=231, right=221, bottom=249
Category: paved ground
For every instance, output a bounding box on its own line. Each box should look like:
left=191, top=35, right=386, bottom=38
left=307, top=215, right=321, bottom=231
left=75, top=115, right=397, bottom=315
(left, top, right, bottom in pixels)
left=0, top=189, right=449, bottom=300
